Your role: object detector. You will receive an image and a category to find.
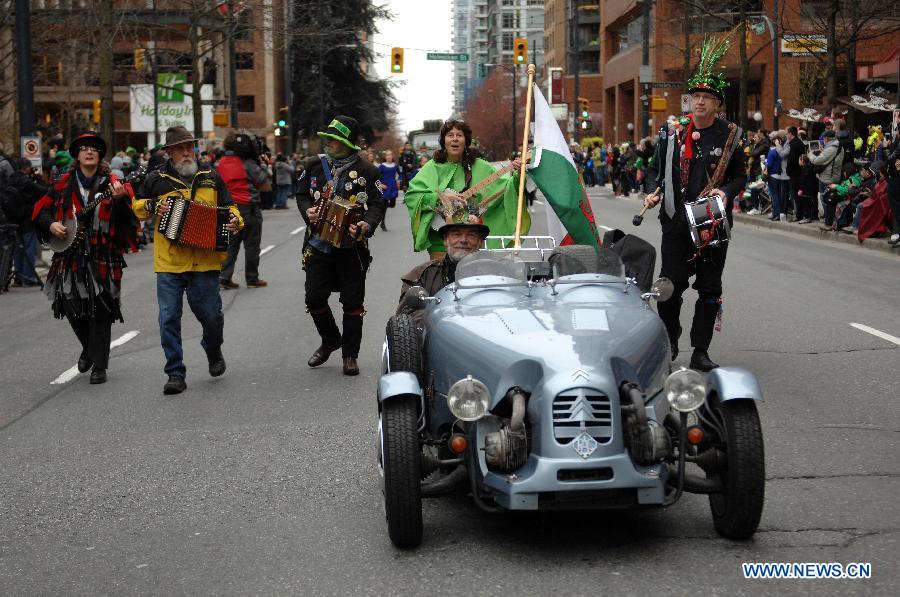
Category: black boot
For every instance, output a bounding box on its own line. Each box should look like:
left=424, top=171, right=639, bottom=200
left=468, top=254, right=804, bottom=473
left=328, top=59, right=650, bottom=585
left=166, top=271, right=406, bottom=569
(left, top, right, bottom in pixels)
left=308, top=308, right=341, bottom=367
left=207, top=347, right=226, bottom=377
left=341, top=313, right=364, bottom=363
left=89, top=367, right=107, bottom=384
left=78, top=351, right=93, bottom=373
left=689, top=349, right=719, bottom=372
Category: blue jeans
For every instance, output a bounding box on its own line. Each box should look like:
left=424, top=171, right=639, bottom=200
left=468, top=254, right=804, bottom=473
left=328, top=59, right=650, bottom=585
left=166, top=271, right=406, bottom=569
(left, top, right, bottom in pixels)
left=13, top=229, right=39, bottom=284
left=768, top=179, right=787, bottom=218
left=157, top=271, right=224, bottom=378
left=274, top=184, right=291, bottom=208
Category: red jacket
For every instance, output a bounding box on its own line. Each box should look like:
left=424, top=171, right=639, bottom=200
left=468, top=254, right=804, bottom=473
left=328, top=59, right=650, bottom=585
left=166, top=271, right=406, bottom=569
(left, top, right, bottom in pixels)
left=216, top=155, right=252, bottom=205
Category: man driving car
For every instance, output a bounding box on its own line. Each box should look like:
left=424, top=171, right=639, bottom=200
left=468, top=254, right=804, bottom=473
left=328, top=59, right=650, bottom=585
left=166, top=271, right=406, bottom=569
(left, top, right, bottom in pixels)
left=397, top=217, right=488, bottom=323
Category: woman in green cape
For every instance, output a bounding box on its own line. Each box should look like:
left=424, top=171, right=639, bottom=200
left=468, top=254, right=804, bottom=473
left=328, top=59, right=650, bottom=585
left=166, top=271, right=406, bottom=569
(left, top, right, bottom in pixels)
left=405, top=120, right=530, bottom=258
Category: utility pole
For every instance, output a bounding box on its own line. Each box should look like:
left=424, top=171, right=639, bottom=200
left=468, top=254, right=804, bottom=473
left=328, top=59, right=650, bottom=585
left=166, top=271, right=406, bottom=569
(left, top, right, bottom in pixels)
left=152, top=0, right=159, bottom=145
left=772, top=0, right=780, bottom=129
left=512, top=66, right=517, bottom=151
left=228, top=0, right=238, bottom=127
left=640, top=0, right=652, bottom=139
left=283, top=0, right=294, bottom=153
left=14, top=0, right=35, bottom=137
left=99, top=0, right=115, bottom=143
left=570, top=0, right=581, bottom=144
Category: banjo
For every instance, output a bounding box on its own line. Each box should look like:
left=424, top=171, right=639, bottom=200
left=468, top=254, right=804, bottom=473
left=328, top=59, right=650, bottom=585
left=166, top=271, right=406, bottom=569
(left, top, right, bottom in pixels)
left=437, top=150, right=532, bottom=220
left=49, top=166, right=147, bottom=254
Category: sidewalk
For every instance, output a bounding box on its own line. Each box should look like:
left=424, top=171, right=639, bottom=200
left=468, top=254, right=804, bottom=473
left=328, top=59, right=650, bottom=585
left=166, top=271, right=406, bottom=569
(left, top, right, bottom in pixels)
left=586, top=185, right=898, bottom=256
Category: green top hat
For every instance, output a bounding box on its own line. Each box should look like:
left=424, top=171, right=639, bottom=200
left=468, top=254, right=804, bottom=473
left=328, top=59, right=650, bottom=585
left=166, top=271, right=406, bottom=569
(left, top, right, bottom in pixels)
left=317, top=116, right=362, bottom=151
left=687, top=36, right=731, bottom=103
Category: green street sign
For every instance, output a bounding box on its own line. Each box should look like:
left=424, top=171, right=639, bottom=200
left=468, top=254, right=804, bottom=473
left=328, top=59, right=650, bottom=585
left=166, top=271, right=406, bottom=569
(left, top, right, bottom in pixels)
left=157, top=73, right=187, bottom=103
left=426, top=53, right=469, bottom=62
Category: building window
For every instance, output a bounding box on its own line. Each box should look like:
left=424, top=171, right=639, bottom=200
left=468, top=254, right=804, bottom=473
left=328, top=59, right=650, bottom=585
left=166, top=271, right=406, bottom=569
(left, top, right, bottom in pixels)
left=235, top=52, right=254, bottom=70
left=235, top=10, right=253, bottom=41
left=502, top=11, right=519, bottom=29
left=502, top=32, right=514, bottom=51
left=237, top=95, right=255, bottom=113
left=611, top=14, right=649, bottom=56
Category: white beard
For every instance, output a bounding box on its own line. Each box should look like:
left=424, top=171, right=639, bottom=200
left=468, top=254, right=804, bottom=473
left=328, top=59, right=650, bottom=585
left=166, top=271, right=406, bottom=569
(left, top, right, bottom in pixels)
left=174, top=158, right=198, bottom=178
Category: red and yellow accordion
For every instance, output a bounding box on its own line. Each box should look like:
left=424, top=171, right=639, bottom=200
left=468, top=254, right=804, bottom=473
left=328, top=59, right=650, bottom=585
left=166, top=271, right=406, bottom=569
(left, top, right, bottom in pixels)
left=157, top=196, right=230, bottom=251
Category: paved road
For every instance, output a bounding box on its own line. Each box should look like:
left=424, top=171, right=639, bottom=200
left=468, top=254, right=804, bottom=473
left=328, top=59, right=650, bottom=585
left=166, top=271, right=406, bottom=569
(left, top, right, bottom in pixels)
left=1, top=188, right=898, bottom=596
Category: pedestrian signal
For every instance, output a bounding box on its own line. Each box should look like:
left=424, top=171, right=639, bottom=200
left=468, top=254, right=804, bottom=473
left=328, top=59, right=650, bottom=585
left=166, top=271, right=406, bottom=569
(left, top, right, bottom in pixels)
left=579, top=97, right=589, bottom=118
left=92, top=99, right=101, bottom=124
left=513, top=38, right=528, bottom=64
left=391, top=47, right=404, bottom=73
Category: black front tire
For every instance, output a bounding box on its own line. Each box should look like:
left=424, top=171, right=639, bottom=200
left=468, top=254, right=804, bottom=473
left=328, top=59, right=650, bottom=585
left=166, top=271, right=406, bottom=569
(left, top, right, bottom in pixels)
left=708, top=399, right=765, bottom=539
left=381, top=396, right=423, bottom=548
left=385, top=314, right=422, bottom=379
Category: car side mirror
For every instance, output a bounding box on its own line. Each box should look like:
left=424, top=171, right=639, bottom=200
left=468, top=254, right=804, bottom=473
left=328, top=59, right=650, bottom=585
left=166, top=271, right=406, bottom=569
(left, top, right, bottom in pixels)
left=642, top=277, right=674, bottom=302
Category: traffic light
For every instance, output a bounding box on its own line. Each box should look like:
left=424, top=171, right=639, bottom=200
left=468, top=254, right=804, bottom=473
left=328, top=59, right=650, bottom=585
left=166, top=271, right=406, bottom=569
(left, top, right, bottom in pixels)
left=391, top=47, right=404, bottom=73
left=276, top=105, right=289, bottom=128
left=92, top=98, right=101, bottom=124
left=580, top=119, right=592, bottom=131
left=513, top=38, right=528, bottom=64
left=134, top=48, right=145, bottom=70
left=579, top=97, right=589, bottom=118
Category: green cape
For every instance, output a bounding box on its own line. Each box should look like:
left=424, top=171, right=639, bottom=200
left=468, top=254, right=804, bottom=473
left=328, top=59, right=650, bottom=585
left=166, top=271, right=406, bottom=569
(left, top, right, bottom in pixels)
left=404, top=158, right=531, bottom=253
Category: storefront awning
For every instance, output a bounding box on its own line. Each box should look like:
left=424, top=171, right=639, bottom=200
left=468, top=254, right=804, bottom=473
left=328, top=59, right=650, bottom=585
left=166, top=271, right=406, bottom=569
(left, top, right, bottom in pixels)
left=857, top=46, right=900, bottom=83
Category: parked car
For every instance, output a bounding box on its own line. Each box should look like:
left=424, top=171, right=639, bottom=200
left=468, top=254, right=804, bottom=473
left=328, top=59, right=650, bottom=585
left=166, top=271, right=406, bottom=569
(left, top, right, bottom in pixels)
left=376, top=240, right=765, bottom=548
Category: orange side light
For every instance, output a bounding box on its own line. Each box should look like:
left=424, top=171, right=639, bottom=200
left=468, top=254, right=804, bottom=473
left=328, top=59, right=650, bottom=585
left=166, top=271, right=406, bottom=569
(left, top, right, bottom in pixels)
left=687, top=426, right=704, bottom=445
left=449, top=434, right=468, bottom=454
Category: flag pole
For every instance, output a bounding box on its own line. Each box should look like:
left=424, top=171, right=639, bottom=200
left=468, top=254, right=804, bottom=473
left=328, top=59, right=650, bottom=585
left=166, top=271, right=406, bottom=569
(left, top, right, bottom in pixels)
left=514, top=63, right=536, bottom=249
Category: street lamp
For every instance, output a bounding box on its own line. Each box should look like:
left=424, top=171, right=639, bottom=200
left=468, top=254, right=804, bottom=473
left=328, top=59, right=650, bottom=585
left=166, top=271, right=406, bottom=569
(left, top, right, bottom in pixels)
left=751, top=2, right=781, bottom=129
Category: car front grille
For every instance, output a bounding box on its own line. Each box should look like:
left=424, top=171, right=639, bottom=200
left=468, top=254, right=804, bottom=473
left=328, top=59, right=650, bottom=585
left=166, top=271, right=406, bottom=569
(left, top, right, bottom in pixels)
left=552, top=389, right=612, bottom=444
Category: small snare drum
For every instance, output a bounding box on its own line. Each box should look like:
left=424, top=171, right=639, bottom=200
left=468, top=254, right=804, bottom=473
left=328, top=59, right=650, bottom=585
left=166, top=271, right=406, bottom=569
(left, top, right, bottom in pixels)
left=684, top=194, right=730, bottom=248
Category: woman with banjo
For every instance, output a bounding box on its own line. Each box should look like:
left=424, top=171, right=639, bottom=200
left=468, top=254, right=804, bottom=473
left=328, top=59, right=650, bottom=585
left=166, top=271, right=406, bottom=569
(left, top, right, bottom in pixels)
left=32, top=132, right=140, bottom=384
left=404, top=120, right=530, bottom=259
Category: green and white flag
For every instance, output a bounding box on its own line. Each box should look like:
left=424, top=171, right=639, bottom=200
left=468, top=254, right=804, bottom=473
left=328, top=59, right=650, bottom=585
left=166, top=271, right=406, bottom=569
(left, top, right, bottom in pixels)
left=529, top=85, right=601, bottom=248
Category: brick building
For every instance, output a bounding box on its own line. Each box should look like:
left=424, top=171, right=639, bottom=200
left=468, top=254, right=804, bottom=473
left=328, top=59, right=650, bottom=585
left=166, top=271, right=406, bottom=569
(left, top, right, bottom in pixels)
left=601, top=0, right=900, bottom=145
left=0, top=0, right=290, bottom=154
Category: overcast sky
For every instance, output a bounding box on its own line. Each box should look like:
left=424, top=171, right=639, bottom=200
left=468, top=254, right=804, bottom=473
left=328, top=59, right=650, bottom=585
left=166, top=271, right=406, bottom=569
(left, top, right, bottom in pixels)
left=371, top=0, right=454, bottom=135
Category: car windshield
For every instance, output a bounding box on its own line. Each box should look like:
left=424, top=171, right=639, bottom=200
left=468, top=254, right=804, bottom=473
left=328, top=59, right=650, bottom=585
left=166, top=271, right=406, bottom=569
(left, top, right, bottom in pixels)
left=455, top=251, right=529, bottom=282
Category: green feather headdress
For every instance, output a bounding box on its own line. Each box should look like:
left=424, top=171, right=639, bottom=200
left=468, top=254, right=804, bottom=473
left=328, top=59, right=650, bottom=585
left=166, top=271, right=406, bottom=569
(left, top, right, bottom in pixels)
left=687, top=36, right=731, bottom=102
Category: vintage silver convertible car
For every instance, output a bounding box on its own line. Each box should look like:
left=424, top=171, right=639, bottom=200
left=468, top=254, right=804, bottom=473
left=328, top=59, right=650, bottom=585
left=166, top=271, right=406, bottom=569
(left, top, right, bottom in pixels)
left=376, top=238, right=764, bottom=548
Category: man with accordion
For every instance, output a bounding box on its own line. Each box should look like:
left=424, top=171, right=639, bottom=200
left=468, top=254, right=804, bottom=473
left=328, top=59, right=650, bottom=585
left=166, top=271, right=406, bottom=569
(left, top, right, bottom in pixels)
left=296, top=116, right=386, bottom=376
left=642, top=38, right=746, bottom=372
left=132, top=126, right=243, bottom=395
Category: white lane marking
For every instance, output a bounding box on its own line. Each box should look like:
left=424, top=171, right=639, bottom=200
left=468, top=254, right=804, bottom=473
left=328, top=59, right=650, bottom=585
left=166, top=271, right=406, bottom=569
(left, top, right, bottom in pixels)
left=598, top=225, right=613, bottom=231
left=110, top=330, right=140, bottom=349
left=290, top=225, right=306, bottom=236
left=534, top=199, right=545, bottom=205
left=50, top=366, right=80, bottom=386
left=260, top=244, right=276, bottom=256
left=51, top=330, right=140, bottom=385
left=850, top=323, right=900, bottom=347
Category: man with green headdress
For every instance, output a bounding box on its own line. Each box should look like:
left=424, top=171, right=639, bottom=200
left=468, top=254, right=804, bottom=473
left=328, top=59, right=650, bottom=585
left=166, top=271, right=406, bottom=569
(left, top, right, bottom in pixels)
left=295, top=115, right=386, bottom=376
left=643, top=37, right=746, bottom=373
left=404, top=120, right=529, bottom=259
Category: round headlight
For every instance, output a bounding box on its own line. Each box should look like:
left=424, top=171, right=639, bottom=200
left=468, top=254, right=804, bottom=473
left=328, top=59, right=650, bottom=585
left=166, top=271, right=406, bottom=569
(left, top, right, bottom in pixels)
left=447, top=375, right=490, bottom=421
left=665, top=368, right=707, bottom=413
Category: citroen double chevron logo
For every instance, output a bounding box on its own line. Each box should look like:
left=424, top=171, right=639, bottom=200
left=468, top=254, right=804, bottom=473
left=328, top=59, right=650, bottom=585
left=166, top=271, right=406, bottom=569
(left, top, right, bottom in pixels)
left=572, top=368, right=590, bottom=381
left=569, top=395, right=593, bottom=422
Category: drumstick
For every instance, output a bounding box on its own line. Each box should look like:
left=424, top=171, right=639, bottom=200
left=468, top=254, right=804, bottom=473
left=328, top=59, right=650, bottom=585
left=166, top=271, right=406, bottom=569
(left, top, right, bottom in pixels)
left=633, top=187, right=661, bottom=226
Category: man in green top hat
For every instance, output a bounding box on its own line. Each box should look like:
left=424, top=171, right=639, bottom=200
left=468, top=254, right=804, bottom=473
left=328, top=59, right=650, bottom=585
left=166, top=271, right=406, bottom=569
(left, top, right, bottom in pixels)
left=295, top=115, right=386, bottom=376
left=643, top=37, right=746, bottom=373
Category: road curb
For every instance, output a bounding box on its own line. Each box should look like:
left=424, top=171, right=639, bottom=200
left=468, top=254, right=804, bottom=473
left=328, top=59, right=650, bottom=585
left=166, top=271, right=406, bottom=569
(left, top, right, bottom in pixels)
left=732, top=212, right=898, bottom=255
left=585, top=186, right=898, bottom=256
